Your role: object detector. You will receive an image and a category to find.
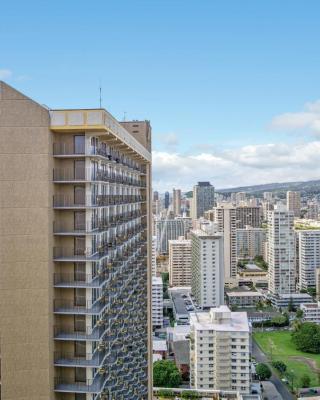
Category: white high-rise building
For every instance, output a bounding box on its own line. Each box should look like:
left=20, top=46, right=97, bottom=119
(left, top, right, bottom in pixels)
left=152, top=276, right=163, bottom=328
left=236, top=226, right=266, bottom=260
left=211, top=204, right=237, bottom=279
left=190, top=229, right=224, bottom=309
left=156, top=216, right=192, bottom=254
left=173, top=188, right=182, bottom=216
left=169, top=237, right=192, bottom=286
left=268, top=204, right=296, bottom=294
left=306, top=201, right=319, bottom=220
left=152, top=235, right=157, bottom=276
left=287, top=191, right=301, bottom=218
left=190, top=305, right=250, bottom=394
left=263, top=192, right=273, bottom=201
left=192, top=182, right=215, bottom=219
left=235, top=192, right=246, bottom=205
left=298, top=230, right=320, bottom=289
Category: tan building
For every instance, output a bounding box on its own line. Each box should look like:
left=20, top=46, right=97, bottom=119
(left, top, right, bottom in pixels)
left=287, top=191, right=301, bottom=218
left=236, top=206, right=261, bottom=229
left=173, top=188, right=182, bottom=216
left=169, top=237, right=192, bottom=286
left=208, top=204, right=237, bottom=279
left=0, top=82, right=152, bottom=400
left=120, top=120, right=152, bottom=152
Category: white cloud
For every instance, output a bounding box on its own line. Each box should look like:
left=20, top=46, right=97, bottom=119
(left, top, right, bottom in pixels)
left=0, top=69, right=12, bottom=80
left=152, top=141, right=320, bottom=192
left=157, top=132, right=179, bottom=151
left=270, top=100, right=320, bottom=134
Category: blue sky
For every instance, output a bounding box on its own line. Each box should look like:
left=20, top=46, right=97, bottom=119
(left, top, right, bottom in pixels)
left=2, top=1, right=320, bottom=190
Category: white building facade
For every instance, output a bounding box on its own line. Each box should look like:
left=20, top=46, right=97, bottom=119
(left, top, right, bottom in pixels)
left=152, top=276, right=163, bottom=328
left=236, top=226, right=266, bottom=260
left=267, top=205, right=296, bottom=294
left=298, top=230, right=320, bottom=289
left=190, top=229, right=224, bottom=309
left=190, top=306, right=250, bottom=394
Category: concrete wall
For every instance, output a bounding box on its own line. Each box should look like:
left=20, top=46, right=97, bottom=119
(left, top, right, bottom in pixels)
left=0, top=82, right=54, bottom=400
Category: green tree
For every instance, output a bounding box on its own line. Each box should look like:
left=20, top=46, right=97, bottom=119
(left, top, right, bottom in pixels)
left=296, top=308, right=304, bottom=319
left=153, top=360, right=182, bottom=388
left=292, top=318, right=302, bottom=332
left=272, top=360, right=287, bottom=375
left=181, top=391, right=200, bottom=399
left=256, top=363, right=272, bottom=380
left=292, top=322, right=320, bottom=353
left=157, top=389, right=175, bottom=398
left=288, top=297, right=296, bottom=312
left=300, top=374, right=311, bottom=388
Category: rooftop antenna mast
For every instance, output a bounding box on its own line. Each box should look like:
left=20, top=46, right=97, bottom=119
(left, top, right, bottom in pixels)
left=99, top=80, right=102, bottom=109
left=123, top=111, right=127, bottom=121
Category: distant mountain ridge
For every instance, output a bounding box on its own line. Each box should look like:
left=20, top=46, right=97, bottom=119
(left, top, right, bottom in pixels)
left=217, top=179, right=320, bottom=195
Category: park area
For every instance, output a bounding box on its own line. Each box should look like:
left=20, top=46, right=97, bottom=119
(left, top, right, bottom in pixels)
left=254, top=331, right=320, bottom=389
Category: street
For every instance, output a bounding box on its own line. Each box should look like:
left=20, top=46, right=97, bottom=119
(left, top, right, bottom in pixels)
left=252, top=339, right=294, bottom=400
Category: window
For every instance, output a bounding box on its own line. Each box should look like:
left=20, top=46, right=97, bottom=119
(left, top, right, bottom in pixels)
left=74, top=135, right=85, bottom=154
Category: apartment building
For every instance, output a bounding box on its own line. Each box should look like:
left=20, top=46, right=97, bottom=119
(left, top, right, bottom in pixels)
left=152, top=235, right=157, bottom=276
left=236, top=226, right=266, bottom=260
left=235, top=192, right=246, bottom=205
left=298, top=230, right=320, bottom=289
left=190, top=230, right=224, bottom=309
left=236, top=206, right=262, bottom=229
left=168, top=237, right=192, bottom=286
left=192, top=182, right=215, bottom=219
left=306, top=201, right=319, bottom=220
left=0, top=82, right=152, bottom=400
left=173, top=188, right=182, bottom=216
left=300, top=302, right=320, bottom=324
left=164, top=191, right=170, bottom=209
left=190, top=306, right=250, bottom=394
left=208, top=204, right=237, bottom=279
left=286, top=191, right=301, bottom=218
left=152, top=277, right=163, bottom=329
left=155, top=216, right=192, bottom=254
left=120, top=120, right=152, bottom=152
left=267, top=204, right=296, bottom=294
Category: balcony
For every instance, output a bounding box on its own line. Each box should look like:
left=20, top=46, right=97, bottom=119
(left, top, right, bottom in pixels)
left=53, top=167, right=146, bottom=189
left=50, top=109, right=151, bottom=162
left=53, top=220, right=99, bottom=235
left=53, top=194, right=146, bottom=209
left=54, top=298, right=107, bottom=315
left=54, top=375, right=107, bottom=394
left=53, top=247, right=106, bottom=262
left=54, top=273, right=105, bottom=288
left=54, top=351, right=106, bottom=367
left=54, top=325, right=106, bottom=342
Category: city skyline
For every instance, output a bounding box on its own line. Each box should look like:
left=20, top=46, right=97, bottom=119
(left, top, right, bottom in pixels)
left=2, top=1, right=320, bottom=191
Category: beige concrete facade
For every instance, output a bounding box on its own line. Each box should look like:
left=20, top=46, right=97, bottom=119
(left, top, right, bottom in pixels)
left=0, top=82, right=152, bottom=400
left=168, top=237, right=192, bottom=286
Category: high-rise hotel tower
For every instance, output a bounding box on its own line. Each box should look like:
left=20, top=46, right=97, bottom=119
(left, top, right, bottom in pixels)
left=0, top=82, right=152, bottom=400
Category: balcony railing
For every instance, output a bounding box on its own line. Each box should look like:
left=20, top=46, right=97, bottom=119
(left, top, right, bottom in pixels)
left=53, top=247, right=106, bottom=261
left=54, top=351, right=106, bottom=367
left=54, top=273, right=105, bottom=288
left=54, top=325, right=106, bottom=341
left=54, top=375, right=106, bottom=393
left=53, top=194, right=146, bottom=208
left=53, top=167, right=146, bottom=187
left=54, top=298, right=107, bottom=315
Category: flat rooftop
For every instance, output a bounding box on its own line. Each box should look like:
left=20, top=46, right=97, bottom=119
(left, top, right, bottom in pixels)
left=169, top=288, right=192, bottom=316
left=227, top=291, right=263, bottom=297
left=244, top=263, right=263, bottom=272
left=190, top=307, right=249, bottom=332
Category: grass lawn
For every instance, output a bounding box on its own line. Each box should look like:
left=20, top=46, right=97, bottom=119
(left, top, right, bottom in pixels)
left=254, top=331, right=320, bottom=389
